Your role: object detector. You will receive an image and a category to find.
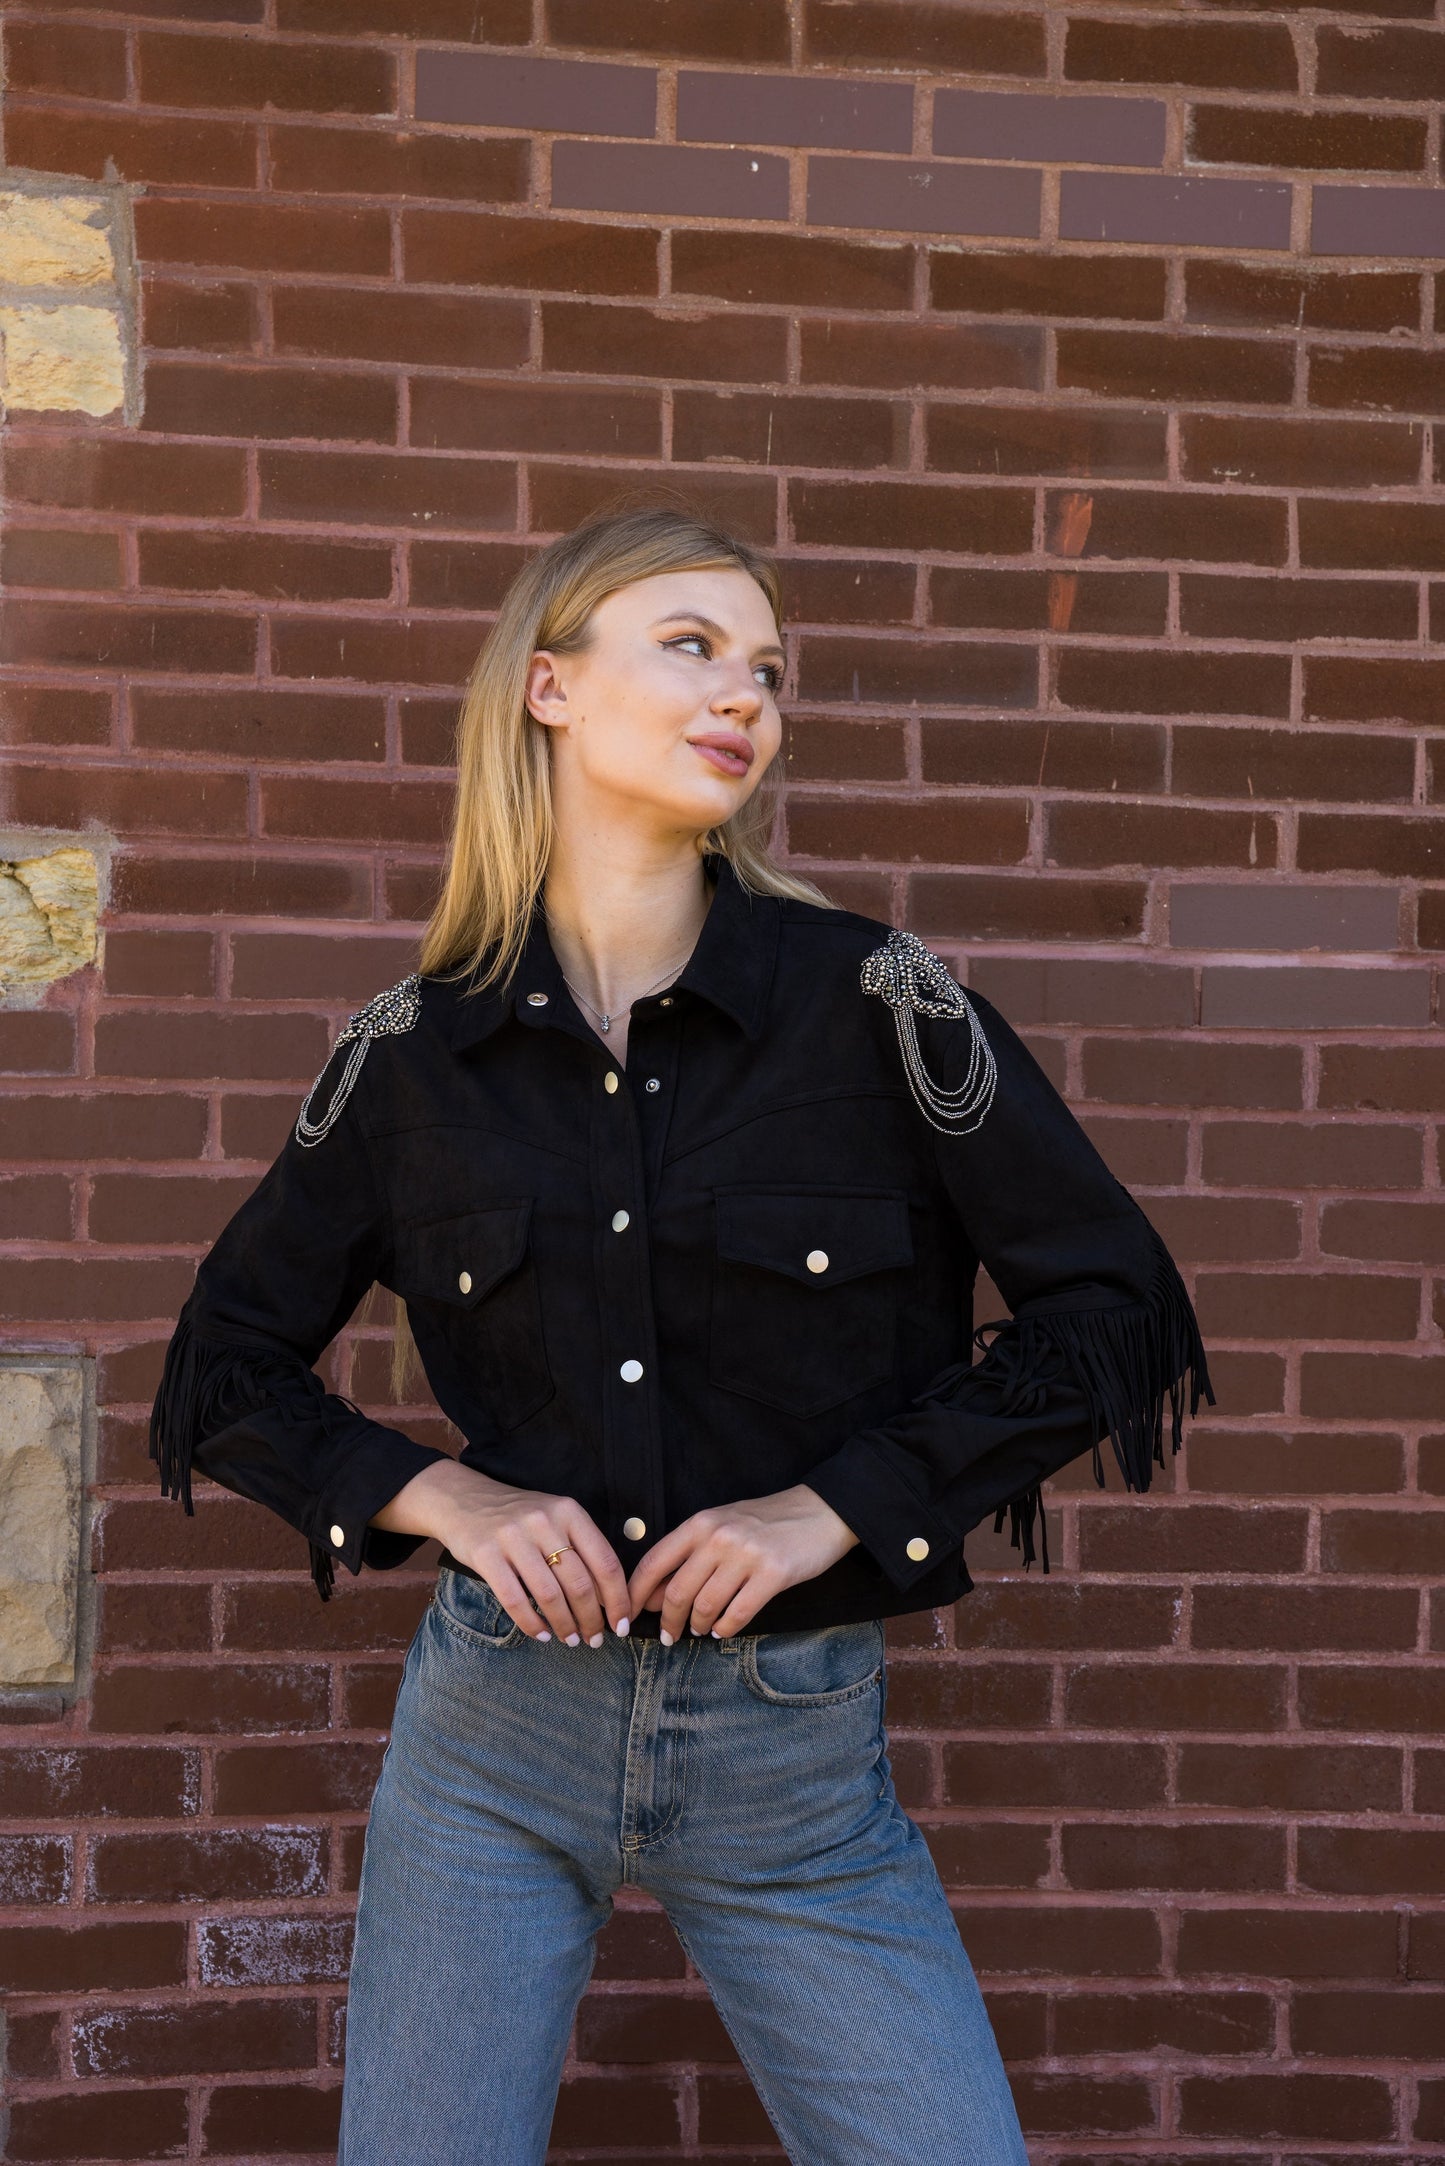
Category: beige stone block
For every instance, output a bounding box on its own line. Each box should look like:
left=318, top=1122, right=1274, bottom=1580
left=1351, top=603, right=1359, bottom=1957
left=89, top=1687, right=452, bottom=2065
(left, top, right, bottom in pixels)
left=0, top=847, right=99, bottom=989
left=0, top=303, right=124, bottom=415
left=0, top=1364, right=84, bottom=1687
left=0, top=191, right=115, bottom=290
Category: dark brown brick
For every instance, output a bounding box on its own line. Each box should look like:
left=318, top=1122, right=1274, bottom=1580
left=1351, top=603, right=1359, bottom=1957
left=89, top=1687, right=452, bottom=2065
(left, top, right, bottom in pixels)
left=1056, top=1988, right=1272, bottom=2058
left=272, top=286, right=529, bottom=371
left=1176, top=723, right=1414, bottom=801
left=1057, top=329, right=1294, bottom=405
left=271, top=120, right=527, bottom=201
left=1049, top=801, right=1279, bottom=871
left=402, top=209, right=657, bottom=294
left=202, top=2080, right=343, bottom=2156
left=0, top=1920, right=187, bottom=1993
left=145, top=357, right=397, bottom=443
left=789, top=794, right=1030, bottom=866
left=137, top=532, right=392, bottom=605
left=542, top=300, right=787, bottom=384
left=1, top=526, right=122, bottom=590
left=1178, top=574, right=1416, bottom=645
left=951, top=1582, right=1179, bottom=1651
left=794, top=479, right=1033, bottom=558
left=1063, top=1821, right=1286, bottom=1893
left=674, top=389, right=901, bottom=471
left=4, top=19, right=128, bottom=99
left=4, top=105, right=257, bottom=189
left=1299, top=1826, right=1445, bottom=1897
left=1299, top=810, right=1445, bottom=879
left=4, top=432, right=246, bottom=517
left=1312, top=344, right=1445, bottom=415
left=1183, top=413, right=1422, bottom=490
left=1201, top=1118, right=1422, bottom=1190
left=1178, top=1904, right=1399, bottom=1980
left=922, top=717, right=1164, bottom=793
left=90, top=1661, right=330, bottom=1736
left=1052, top=487, right=1287, bottom=566
left=112, top=852, right=369, bottom=920
left=1322, top=1196, right=1445, bottom=1265
left=139, top=27, right=391, bottom=111
left=5, top=599, right=254, bottom=676
left=1185, top=260, right=1421, bottom=333
left=1196, top=1270, right=1418, bottom=1340
left=674, top=229, right=912, bottom=312
left=142, top=275, right=258, bottom=352
left=1302, top=497, right=1445, bottom=568
left=800, top=317, right=1041, bottom=391
left=5, top=2090, right=190, bottom=2161
left=1177, top=2073, right=1392, bottom=2142
left=931, top=249, right=1166, bottom=321
left=1321, top=1506, right=1445, bottom=1574
left=406, top=540, right=532, bottom=614
left=258, top=447, right=516, bottom=531
left=0, top=681, right=112, bottom=746
left=1178, top=1742, right=1401, bottom=1813
left=1079, top=1504, right=1308, bottom=1574
left=1064, top=1660, right=1286, bottom=1732
left=1293, top=1986, right=1445, bottom=2060
left=953, top=1903, right=1162, bottom=1978
left=1066, top=18, right=1296, bottom=91
left=932, top=566, right=1167, bottom=636
left=1055, top=648, right=1289, bottom=718
left=804, top=0, right=1044, bottom=76
left=1317, top=25, right=1445, bottom=98
left=943, top=1739, right=1165, bottom=1809
left=929, top=403, right=1165, bottom=480
left=135, top=194, right=390, bottom=276
left=73, top=1997, right=316, bottom=2079
left=550, top=0, right=790, bottom=63
left=553, top=140, right=788, bottom=222
left=796, top=631, right=1035, bottom=707
left=911, top=872, right=1145, bottom=942
left=1189, top=104, right=1426, bottom=171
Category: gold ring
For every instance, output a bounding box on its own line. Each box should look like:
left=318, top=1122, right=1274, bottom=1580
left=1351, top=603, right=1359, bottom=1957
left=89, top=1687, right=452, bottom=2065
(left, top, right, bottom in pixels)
left=544, top=1545, right=573, bottom=1567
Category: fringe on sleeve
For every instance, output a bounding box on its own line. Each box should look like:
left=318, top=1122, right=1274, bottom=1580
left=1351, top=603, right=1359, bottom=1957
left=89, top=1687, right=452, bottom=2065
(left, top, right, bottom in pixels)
left=937, top=1225, right=1214, bottom=1574
left=149, top=1308, right=369, bottom=1600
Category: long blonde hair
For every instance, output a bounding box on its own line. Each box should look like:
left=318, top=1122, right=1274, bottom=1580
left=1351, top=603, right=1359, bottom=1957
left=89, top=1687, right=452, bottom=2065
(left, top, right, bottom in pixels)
left=387, top=493, right=836, bottom=1403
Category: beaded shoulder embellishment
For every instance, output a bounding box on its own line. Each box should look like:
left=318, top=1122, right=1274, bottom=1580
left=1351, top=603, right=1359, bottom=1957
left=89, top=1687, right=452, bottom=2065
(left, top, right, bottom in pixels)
left=294, top=973, right=423, bottom=1148
left=860, top=929, right=997, bottom=1137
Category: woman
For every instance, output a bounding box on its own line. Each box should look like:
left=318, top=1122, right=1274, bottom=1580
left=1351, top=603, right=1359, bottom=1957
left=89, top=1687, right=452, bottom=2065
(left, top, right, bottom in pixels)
left=150, top=501, right=1210, bottom=2166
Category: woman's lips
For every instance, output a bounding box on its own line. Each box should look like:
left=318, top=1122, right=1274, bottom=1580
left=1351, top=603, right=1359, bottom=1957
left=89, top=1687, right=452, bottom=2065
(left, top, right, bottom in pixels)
left=689, top=739, right=752, bottom=777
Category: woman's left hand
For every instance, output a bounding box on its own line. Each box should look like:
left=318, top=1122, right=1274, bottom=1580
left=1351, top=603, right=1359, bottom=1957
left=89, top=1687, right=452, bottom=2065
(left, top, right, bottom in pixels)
left=626, top=1484, right=860, bottom=1642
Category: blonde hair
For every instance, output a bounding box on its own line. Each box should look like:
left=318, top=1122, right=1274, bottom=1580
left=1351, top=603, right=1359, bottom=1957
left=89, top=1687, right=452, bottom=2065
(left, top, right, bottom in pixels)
left=389, top=492, right=836, bottom=1402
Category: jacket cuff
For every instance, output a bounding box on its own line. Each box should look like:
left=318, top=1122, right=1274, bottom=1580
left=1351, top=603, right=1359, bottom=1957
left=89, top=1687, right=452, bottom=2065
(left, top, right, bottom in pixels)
left=803, top=1435, right=961, bottom=1595
left=311, top=1428, right=450, bottom=1580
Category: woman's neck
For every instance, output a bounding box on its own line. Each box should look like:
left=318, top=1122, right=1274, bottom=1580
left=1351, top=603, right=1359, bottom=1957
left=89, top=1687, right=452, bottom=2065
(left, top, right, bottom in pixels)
left=541, top=844, right=715, bottom=1058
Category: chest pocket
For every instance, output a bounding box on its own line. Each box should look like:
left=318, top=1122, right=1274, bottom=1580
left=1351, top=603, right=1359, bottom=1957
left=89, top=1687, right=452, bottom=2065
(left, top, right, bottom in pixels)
left=709, top=1186, right=914, bottom=1417
left=394, top=1199, right=554, bottom=1430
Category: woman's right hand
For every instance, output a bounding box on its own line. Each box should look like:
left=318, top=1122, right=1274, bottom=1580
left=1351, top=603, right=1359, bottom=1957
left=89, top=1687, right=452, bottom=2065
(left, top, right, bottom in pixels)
left=369, top=1460, right=631, bottom=1646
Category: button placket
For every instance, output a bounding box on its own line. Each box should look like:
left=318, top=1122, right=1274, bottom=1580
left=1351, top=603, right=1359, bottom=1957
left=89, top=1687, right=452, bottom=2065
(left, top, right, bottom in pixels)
left=592, top=1042, right=665, bottom=1568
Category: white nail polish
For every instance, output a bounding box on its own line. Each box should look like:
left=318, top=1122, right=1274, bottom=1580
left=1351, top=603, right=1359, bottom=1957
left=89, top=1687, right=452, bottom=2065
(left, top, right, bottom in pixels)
left=614, top=1616, right=630, bottom=1637
left=660, top=1628, right=674, bottom=1646
left=565, top=1633, right=580, bottom=1646
left=589, top=1633, right=604, bottom=1648
left=536, top=1630, right=551, bottom=1642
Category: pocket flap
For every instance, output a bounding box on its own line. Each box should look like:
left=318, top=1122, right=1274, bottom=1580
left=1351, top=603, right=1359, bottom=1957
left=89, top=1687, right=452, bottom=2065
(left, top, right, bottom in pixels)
left=714, top=1186, right=913, bottom=1287
left=398, top=1199, right=533, bottom=1308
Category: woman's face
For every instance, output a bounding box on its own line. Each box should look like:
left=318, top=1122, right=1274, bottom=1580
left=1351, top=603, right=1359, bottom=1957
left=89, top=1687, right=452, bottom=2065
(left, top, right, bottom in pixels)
left=525, top=566, right=785, bottom=840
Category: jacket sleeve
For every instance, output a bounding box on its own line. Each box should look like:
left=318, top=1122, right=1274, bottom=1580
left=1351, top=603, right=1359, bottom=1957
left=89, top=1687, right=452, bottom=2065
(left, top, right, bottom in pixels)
left=804, top=962, right=1212, bottom=1593
left=149, top=1043, right=450, bottom=1599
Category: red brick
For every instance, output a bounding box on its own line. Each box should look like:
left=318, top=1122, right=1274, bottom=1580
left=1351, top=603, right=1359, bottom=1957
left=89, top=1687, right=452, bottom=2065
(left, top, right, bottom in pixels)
left=932, top=250, right=1166, bottom=322
left=786, top=715, right=908, bottom=783
left=1190, top=103, right=1427, bottom=172
left=258, top=446, right=516, bottom=531
left=1187, top=1427, right=1406, bottom=1495
left=1177, top=1905, right=1400, bottom=1980
left=135, top=195, right=390, bottom=276
left=1080, top=1504, right=1307, bottom=1575
left=1317, top=24, right=1445, bottom=99
left=1063, top=1661, right=1287, bottom=1732
left=1183, top=415, right=1422, bottom=491
left=1302, top=1665, right=1445, bottom=1735
left=90, top=1661, right=330, bottom=1736
left=197, top=1912, right=354, bottom=1987
left=1179, top=1741, right=1402, bottom=1812
left=271, top=120, right=527, bottom=201
left=0, top=1921, right=187, bottom=1993
left=402, top=209, right=657, bottom=294
left=1083, top=1038, right=1302, bottom=1112
left=528, top=463, right=775, bottom=542
left=797, top=633, right=1035, bottom=709
left=794, top=479, right=1033, bottom=559
left=1063, top=1821, right=1286, bottom=1893
left=1197, top=1271, right=1419, bottom=1342
left=5, top=2090, right=190, bottom=2161
left=3, top=20, right=128, bottom=99
left=1201, top=1119, right=1422, bottom=1191
left=804, top=0, right=1043, bottom=76
left=213, top=1740, right=385, bottom=1814
left=1012, top=2074, right=1153, bottom=2137
left=142, top=276, right=258, bottom=353
left=1312, top=343, right=1445, bottom=416
left=800, top=317, right=1041, bottom=392
left=1293, top=1985, right=1445, bottom=2058
left=924, top=1820, right=1051, bottom=1889
left=5, top=431, right=247, bottom=517
left=88, top=1826, right=326, bottom=1903
left=1320, top=1044, right=1445, bottom=1113
left=932, top=567, right=1166, bottom=637
left=542, top=300, right=787, bottom=385
left=201, top=2080, right=343, bottom=2156
left=0, top=682, right=112, bottom=746
left=1049, top=486, right=1288, bottom=565
left=930, top=403, right=1165, bottom=480
left=112, top=852, right=370, bottom=920
left=416, top=377, right=661, bottom=459
left=273, top=285, right=530, bottom=370
left=1058, top=327, right=1295, bottom=405
left=1056, top=649, right=1289, bottom=721
left=73, top=1997, right=316, bottom=2079
left=1177, top=719, right=1415, bottom=800
left=1178, top=2073, right=1392, bottom=2142
left=954, top=1904, right=1163, bottom=1977
left=911, top=873, right=1147, bottom=944
left=942, top=1740, right=1166, bottom=1808
left=1185, top=260, right=1420, bottom=334
left=1065, top=18, right=1297, bottom=91
left=4, top=105, right=257, bottom=189
left=4, top=599, right=255, bottom=677
left=790, top=794, right=1031, bottom=868
left=139, top=27, right=392, bottom=111
left=1301, top=1826, right=1445, bottom=1897
left=1056, top=1988, right=1272, bottom=2057
left=3, top=525, right=123, bottom=590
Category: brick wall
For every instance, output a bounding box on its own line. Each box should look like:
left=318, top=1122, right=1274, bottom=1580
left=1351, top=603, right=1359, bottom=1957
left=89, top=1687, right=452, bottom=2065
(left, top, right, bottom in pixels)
left=3, top=1, right=1445, bottom=2157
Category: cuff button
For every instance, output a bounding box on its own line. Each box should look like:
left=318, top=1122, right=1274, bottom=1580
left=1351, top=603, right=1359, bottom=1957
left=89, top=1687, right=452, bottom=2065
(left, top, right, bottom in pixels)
left=905, top=1536, right=930, bottom=1562
left=457, top=1270, right=472, bottom=1294
left=330, top=1524, right=346, bottom=1548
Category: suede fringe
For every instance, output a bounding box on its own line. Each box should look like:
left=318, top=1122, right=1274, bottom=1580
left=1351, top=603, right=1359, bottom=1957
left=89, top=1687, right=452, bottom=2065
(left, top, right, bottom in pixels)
left=972, top=1226, right=1214, bottom=1574
left=149, top=1307, right=363, bottom=1601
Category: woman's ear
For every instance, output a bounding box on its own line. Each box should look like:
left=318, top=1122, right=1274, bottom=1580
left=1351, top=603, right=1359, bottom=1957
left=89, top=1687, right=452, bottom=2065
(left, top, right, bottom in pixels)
left=524, top=649, right=569, bottom=730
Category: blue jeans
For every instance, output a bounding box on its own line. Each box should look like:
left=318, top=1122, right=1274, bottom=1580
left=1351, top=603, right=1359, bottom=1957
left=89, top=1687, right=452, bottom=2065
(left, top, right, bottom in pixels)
left=338, top=1567, right=1030, bottom=2166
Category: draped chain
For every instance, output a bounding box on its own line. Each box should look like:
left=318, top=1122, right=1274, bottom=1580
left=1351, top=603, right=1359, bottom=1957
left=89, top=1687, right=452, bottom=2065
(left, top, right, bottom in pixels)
left=860, top=929, right=997, bottom=1137
left=294, top=974, right=423, bottom=1147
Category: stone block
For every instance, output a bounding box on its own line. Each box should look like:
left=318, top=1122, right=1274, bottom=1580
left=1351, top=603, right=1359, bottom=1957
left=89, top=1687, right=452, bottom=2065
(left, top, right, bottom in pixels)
left=0, top=303, right=124, bottom=415
left=0, top=847, right=100, bottom=990
left=0, top=191, right=116, bottom=290
left=0, top=1362, right=85, bottom=1687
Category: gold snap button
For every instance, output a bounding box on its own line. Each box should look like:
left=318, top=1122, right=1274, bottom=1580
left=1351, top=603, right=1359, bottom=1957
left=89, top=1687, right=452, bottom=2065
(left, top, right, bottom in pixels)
left=623, top=1516, right=647, bottom=1541
left=458, top=1270, right=472, bottom=1294
left=806, top=1249, right=829, bottom=1274
left=329, top=1524, right=346, bottom=1548
left=905, top=1536, right=930, bottom=1562
left=612, top=1209, right=630, bottom=1232
left=660, top=997, right=673, bottom=1007
left=604, top=1072, right=619, bottom=1094
left=526, top=991, right=548, bottom=1006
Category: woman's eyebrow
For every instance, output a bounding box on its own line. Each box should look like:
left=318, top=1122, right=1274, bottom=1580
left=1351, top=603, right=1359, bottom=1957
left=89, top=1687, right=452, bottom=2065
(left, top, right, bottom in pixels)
left=650, top=610, right=786, bottom=664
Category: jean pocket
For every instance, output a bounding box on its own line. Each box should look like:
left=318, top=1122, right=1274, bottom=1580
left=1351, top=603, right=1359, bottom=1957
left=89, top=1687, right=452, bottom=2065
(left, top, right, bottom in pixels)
left=739, top=1619, right=885, bottom=1707
left=432, top=1566, right=526, bottom=1650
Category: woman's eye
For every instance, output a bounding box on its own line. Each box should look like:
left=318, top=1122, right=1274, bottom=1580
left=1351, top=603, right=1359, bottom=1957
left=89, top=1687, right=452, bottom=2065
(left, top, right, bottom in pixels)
left=665, top=633, right=709, bottom=658
left=755, top=664, right=783, bottom=692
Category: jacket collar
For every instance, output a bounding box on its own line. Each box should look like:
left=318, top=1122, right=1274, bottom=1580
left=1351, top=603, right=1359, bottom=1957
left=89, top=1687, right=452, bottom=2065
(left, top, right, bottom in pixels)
left=446, top=851, right=780, bottom=1052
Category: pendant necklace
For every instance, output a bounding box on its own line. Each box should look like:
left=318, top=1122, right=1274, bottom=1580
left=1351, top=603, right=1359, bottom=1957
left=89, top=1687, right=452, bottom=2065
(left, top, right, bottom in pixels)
left=547, top=924, right=694, bottom=1034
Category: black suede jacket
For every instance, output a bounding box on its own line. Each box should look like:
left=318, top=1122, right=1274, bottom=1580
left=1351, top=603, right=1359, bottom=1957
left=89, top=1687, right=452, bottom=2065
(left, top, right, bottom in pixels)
left=150, top=851, right=1211, bottom=1637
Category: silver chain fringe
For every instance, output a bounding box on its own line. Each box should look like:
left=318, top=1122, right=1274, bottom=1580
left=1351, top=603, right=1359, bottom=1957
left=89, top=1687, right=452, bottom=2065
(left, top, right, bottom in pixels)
left=860, top=929, right=997, bottom=1137
left=294, top=973, right=423, bottom=1148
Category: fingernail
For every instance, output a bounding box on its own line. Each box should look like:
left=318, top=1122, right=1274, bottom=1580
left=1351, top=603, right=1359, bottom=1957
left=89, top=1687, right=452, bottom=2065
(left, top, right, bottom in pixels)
left=710, top=1627, right=721, bottom=1637
left=536, top=1630, right=552, bottom=1642
left=660, top=1628, right=674, bottom=1646
left=565, top=1633, right=580, bottom=1647
left=589, top=1632, right=604, bottom=1649
left=614, top=1616, right=630, bottom=1637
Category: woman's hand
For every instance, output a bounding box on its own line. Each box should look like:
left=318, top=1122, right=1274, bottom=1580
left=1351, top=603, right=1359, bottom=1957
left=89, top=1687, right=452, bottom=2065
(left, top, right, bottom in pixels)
left=370, top=1460, right=631, bottom=1646
left=626, top=1484, right=860, bottom=1643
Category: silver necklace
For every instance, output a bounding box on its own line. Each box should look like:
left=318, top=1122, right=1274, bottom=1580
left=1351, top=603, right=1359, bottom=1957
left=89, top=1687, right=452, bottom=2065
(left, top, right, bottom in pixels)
left=546, top=922, right=694, bottom=1033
